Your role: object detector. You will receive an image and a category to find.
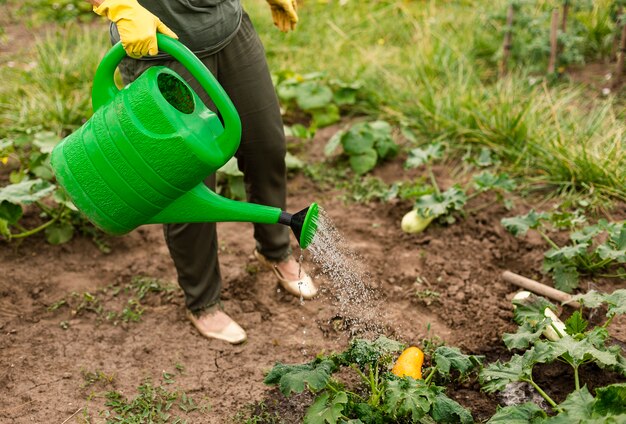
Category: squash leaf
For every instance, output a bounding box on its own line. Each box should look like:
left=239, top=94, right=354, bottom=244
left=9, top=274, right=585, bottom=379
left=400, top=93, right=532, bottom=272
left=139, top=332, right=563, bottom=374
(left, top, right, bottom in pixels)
left=431, top=346, right=483, bottom=377
left=501, top=210, right=549, bottom=237
left=383, top=378, right=433, bottom=422
left=264, top=359, right=337, bottom=396
left=486, top=402, right=547, bottom=423
left=304, top=392, right=348, bottom=424
left=430, top=392, right=473, bottom=424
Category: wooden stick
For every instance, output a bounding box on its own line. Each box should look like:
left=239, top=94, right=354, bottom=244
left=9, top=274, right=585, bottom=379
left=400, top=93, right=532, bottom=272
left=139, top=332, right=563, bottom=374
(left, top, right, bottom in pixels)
left=548, top=8, right=559, bottom=74
left=502, top=271, right=581, bottom=308
left=500, top=3, right=515, bottom=77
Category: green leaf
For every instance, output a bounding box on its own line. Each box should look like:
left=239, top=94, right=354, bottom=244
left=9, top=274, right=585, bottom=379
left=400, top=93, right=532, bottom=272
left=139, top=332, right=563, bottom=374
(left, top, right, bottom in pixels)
left=593, top=383, right=626, bottom=416
left=544, top=243, right=589, bottom=262
left=595, top=244, right=626, bottom=263
left=0, top=218, right=10, bottom=239
left=342, top=124, right=375, bottom=155
left=383, top=378, right=433, bottom=421
left=296, top=82, right=334, bottom=111
left=350, top=403, right=383, bottom=424
left=564, top=311, right=588, bottom=336
left=263, top=360, right=336, bottom=396
left=606, top=290, right=626, bottom=317
left=487, top=402, right=547, bottom=423
left=0, top=200, right=23, bottom=225
left=430, top=392, right=473, bottom=424
left=570, top=290, right=626, bottom=317
left=511, top=293, right=557, bottom=327
left=503, top=323, right=544, bottom=350
left=414, top=186, right=467, bottom=220
left=607, top=223, right=626, bottom=250
left=333, top=86, right=358, bottom=106
left=217, top=157, right=243, bottom=177
left=324, top=130, right=344, bottom=157
left=341, top=336, right=405, bottom=368
left=501, top=210, right=549, bottom=237
left=349, top=149, right=378, bottom=175
left=405, top=142, right=445, bottom=169
left=32, top=131, right=61, bottom=154
left=285, top=152, right=305, bottom=170
left=552, top=335, right=618, bottom=369
left=45, top=222, right=74, bottom=245
left=479, top=354, right=529, bottom=393
left=0, top=179, right=55, bottom=204
left=374, top=137, right=398, bottom=160
left=551, top=264, right=580, bottom=293
left=311, top=104, right=340, bottom=128
left=286, top=123, right=314, bottom=139
left=472, top=171, right=516, bottom=193
left=570, top=290, right=607, bottom=308
left=570, top=224, right=603, bottom=244
left=277, top=80, right=300, bottom=101
left=304, top=392, right=348, bottom=424
left=554, top=386, right=595, bottom=422
left=432, top=346, right=483, bottom=377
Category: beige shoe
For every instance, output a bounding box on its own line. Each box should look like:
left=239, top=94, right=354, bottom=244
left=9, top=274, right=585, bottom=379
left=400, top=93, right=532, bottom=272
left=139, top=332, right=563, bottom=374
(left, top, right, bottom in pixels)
left=186, top=309, right=247, bottom=344
left=254, top=250, right=318, bottom=299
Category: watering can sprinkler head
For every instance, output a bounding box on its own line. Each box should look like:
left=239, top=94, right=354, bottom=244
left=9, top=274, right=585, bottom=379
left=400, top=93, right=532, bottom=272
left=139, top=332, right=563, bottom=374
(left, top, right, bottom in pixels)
left=279, top=203, right=319, bottom=249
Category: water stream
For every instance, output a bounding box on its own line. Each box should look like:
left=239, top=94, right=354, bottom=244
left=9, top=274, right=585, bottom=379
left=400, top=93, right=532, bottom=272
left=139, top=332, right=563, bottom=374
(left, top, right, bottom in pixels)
left=303, top=207, right=388, bottom=337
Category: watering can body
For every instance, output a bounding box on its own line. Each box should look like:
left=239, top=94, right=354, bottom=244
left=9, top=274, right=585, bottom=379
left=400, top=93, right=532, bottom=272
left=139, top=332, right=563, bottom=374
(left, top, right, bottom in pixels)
left=51, top=35, right=283, bottom=236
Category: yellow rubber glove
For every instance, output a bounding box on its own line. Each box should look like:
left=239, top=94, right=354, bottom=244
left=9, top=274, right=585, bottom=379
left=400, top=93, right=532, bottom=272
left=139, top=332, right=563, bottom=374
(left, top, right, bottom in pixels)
left=266, top=0, right=298, bottom=32
left=93, top=0, right=178, bottom=58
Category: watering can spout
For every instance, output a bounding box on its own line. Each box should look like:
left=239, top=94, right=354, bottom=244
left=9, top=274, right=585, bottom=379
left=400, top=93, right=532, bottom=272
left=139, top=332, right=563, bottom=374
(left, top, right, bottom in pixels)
left=147, top=184, right=319, bottom=248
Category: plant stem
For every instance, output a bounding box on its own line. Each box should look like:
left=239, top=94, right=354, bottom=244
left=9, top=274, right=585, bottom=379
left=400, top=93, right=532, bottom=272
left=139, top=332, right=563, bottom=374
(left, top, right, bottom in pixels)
left=538, top=230, right=560, bottom=250
left=574, top=366, right=580, bottom=391
left=602, top=315, right=614, bottom=329
left=11, top=216, right=59, bottom=239
left=524, top=378, right=560, bottom=411
left=427, top=165, right=441, bottom=196
left=424, top=367, right=437, bottom=386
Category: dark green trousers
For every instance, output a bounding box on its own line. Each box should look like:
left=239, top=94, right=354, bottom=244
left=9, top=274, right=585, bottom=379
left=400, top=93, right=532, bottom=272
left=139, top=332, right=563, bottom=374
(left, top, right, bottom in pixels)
left=119, top=12, right=291, bottom=313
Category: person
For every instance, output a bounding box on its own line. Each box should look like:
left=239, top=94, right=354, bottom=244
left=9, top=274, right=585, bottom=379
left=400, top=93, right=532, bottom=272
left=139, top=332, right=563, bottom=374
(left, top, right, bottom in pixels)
left=86, top=0, right=317, bottom=344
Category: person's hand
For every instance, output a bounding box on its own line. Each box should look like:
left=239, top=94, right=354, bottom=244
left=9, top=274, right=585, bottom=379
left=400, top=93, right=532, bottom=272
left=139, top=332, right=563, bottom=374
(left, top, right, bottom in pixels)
left=93, top=0, right=178, bottom=58
left=266, top=0, right=298, bottom=32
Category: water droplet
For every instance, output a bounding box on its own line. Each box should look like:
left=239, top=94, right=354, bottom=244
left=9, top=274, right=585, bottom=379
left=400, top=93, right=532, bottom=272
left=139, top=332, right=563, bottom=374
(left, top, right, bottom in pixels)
left=306, top=208, right=387, bottom=337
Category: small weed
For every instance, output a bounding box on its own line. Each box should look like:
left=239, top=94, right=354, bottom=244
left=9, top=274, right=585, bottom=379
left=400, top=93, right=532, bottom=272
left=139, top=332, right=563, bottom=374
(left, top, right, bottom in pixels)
left=233, top=401, right=284, bottom=424
left=102, top=378, right=208, bottom=422
left=420, top=323, right=446, bottom=357
left=128, top=276, right=176, bottom=301
left=415, top=289, right=441, bottom=303
left=81, top=369, right=115, bottom=388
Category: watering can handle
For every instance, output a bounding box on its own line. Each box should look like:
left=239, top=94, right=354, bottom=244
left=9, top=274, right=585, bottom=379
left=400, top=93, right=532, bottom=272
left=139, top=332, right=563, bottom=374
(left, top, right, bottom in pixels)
left=91, top=34, right=241, bottom=148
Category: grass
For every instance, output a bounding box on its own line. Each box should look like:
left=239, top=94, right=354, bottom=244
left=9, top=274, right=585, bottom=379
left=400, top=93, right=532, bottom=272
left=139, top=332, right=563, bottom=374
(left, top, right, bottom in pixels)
left=0, top=23, right=107, bottom=138
left=248, top=0, right=626, bottom=202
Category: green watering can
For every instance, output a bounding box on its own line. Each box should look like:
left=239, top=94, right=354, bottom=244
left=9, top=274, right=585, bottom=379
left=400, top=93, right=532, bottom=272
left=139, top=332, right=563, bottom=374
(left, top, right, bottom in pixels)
left=50, top=35, right=318, bottom=248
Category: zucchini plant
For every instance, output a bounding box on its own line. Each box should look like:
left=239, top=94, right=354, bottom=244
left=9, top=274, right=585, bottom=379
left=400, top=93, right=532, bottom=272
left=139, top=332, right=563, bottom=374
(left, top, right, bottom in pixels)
left=481, top=291, right=626, bottom=423
left=501, top=211, right=626, bottom=292
left=275, top=71, right=362, bottom=133
left=324, top=120, right=399, bottom=175
left=401, top=141, right=516, bottom=232
left=0, top=131, right=85, bottom=244
left=263, top=336, right=482, bottom=423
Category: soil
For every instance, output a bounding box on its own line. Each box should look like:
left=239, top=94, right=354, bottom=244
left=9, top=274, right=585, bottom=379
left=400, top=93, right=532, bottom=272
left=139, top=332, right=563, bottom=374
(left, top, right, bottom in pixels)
left=2, top=14, right=626, bottom=424
left=1, top=131, right=625, bottom=423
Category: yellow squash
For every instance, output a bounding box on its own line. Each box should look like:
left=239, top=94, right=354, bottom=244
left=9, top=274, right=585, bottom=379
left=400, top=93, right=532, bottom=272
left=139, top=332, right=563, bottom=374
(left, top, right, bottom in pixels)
left=392, top=346, right=424, bottom=379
